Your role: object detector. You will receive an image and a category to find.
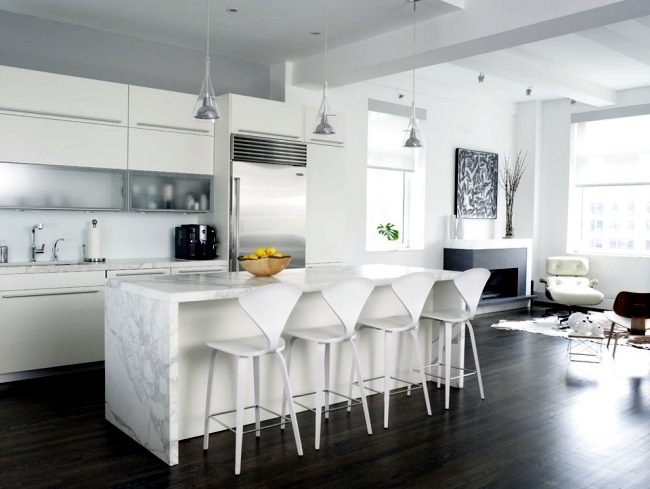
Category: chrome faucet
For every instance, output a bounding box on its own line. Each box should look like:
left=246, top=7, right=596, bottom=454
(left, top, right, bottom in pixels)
left=31, top=223, right=44, bottom=262
left=52, top=238, right=64, bottom=262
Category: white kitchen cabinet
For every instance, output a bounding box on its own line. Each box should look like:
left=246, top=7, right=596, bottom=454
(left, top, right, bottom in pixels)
left=128, top=85, right=214, bottom=137
left=304, top=106, right=346, bottom=146
left=0, top=271, right=106, bottom=375
left=230, top=94, right=304, bottom=141
left=0, top=114, right=128, bottom=170
left=306, top=144, right=346, bottom=266
left=0, top=65, right=128, bottom=126
left=128, top=86, right=214, bottom=175
left=128, top=128, right=213, bottom=174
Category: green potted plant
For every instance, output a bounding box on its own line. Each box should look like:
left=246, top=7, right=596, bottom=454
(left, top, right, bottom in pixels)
left=377, top=223, right=399, bottom=241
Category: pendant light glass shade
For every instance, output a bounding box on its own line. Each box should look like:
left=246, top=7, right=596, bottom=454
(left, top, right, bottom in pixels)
left=313, top=0, right=335, bottom=135
left=194, top=0, right=221, bottom=122
left=403, top=0, right=422, bottom=148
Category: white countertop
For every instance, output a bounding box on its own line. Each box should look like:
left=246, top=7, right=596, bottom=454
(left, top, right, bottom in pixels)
left=0, top=257, right=228, bottom=275
left=106, top=264, right=459, bottom=303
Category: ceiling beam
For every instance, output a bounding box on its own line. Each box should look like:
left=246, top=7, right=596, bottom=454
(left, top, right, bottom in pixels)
left=451, top=50, right=618, bottom=106
left=579, top=20, right=650, bottom=67
left=292, top=0, right=650, bottom=90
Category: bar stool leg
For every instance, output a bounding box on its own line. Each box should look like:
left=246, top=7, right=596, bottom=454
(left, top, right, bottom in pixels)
left=274, top=352, right=303, bottom=457
left=203, top=349, right=219, bottom=450
left=324, top=343, right=331, bottom=420
left=315, top=343, right=326, bottom=450
left=347, top=332, right=362, bottom=413
left=437, top=322, right=444, bottom=389
left=408, top=328, right=431, bottom=416
left=349, top=339, right=372, bottom=435
left=235, top=356, right=248, bottom=475
left=384, top=330, right=392, bottom=429
left=466, top=321, right=484, bottom=399
left=444, top=322, right=452, bottom=410
left=253, top=356, right=261, bottom=438
left=458, top=324, right=466, bottom=389
left=281, top=336, right=298, bottom=430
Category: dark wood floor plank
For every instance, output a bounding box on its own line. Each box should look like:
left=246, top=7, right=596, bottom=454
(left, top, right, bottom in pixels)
left=1, top=307, right=650, bottom=488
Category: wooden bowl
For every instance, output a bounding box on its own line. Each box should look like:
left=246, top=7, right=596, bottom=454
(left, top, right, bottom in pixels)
left=237, top=256, right=291, bottom=276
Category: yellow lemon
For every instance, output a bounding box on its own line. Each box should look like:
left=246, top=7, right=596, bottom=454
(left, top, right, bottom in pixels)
left=265, top=246, right=276, bottom=255
left=272, top=252, right=283, bottom=257
left=255, top=247, right=266, bottom=257
left=259, top=254, right=268, bottom=259
left=248, top=254, right=259, bottom=260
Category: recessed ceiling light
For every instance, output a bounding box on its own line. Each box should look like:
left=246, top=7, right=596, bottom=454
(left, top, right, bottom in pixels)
left=311, top=31, right=321, bottom=35
left=226, top=8, right=238, bottom=13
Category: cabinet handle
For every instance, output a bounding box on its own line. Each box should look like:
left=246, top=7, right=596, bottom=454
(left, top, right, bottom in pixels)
left=310, top=138, right=344, bottom=145
left=177, top=269, right=223, bottom=274
left=0, top=106, right=122, bottom=124
left=2, top=290, right=100, bottom=299
left=113, top=271, right=167, bottom=277
left=136, top=123, right=210, bottom=134
left=238, top=129, right=300, bottom=139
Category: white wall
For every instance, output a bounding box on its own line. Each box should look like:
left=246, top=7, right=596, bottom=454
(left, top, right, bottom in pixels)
left=0, top=211, right=199, bottom=263
left=286, top=73, right=516, bottom=269
left=532, top=92, right=650, bottom=308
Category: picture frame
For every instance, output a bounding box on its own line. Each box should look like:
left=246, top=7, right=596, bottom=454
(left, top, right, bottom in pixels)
left=455, top=148, right=498, bottom=219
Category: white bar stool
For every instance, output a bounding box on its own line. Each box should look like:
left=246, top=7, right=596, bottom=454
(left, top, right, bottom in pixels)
left=281, top=277, right=374, bottom=449
left=419, top=268, right=490, bottom=410
left=351, top=272, right=437, bottom=429
left=203, top=283, right=304, bottom=475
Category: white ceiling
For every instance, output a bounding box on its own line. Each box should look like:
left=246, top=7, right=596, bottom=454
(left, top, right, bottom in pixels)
left=3, top=0, right=650, bottom=106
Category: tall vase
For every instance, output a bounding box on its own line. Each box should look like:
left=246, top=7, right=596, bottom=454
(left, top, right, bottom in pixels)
left=504, top=205, right=514, bottom=238
left=456, top=215, right=465, bottom=239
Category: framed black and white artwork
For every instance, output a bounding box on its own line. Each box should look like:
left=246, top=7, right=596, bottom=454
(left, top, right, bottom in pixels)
left=455, top=148, right=498, bottom=219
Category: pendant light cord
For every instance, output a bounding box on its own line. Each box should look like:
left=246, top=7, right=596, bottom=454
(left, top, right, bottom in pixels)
left=324, top=0, right=328, bottom=93
left=412, top=1, right=416, bottom=113
left=205, top=0, right=211, bottom=74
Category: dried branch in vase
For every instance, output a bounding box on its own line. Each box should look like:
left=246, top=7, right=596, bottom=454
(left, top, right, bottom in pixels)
left=499, top=150, right=527, bottom=238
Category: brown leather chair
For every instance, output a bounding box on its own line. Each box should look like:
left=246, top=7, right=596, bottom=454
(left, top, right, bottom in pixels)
left=604, top=291, right=650, bottom=357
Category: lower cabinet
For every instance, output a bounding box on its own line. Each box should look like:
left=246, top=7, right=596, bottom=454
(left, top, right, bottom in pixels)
left=0, top=271, right=105, bottom=375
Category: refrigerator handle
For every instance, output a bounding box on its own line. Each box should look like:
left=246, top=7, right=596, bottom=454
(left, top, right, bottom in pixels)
left=232, top=177, right=241, bottom=272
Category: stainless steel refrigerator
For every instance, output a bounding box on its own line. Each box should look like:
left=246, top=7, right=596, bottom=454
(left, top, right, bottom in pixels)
left=229, top=135, right=307, bottom=271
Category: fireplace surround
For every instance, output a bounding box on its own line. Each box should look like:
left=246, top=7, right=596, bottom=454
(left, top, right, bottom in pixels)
left=443, top=239, right=534, bottom=308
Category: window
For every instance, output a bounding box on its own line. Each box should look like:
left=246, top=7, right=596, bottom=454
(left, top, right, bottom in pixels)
left=569, top=112, right=650, bottom=256
left=366, top=105, right=425, bottom=251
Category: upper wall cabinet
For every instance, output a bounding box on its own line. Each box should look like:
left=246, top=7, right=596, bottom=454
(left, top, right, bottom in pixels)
left=128, top=86, right=214, bottom=137
left=0, top=65, right=127, bottom=125
left=0, top=65, right=128, bottom=169
left=229, top=94, right=304, bottom=142
left=304, top=106, right=346, bottom=147
left=128, top=86, right=214, bottom=175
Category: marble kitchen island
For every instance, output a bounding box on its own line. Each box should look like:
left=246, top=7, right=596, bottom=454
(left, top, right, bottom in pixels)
left=105, top=265, right=463, bottom=465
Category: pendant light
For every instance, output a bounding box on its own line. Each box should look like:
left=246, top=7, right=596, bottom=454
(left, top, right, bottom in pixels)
left=314, top=0, right=335, bottom=135
left=403, top=0, right=422, bottom=148
left=194, top=0, right=221, bottom=122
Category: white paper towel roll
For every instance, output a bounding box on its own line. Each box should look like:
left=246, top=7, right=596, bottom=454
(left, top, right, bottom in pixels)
left=87, top=227, right=102, bottom=259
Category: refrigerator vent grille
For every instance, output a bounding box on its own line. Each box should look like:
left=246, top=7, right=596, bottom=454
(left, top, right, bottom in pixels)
left=232, top=135, right=307, bottom=166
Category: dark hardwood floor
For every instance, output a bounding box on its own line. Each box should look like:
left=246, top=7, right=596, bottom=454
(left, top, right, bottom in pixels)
left=1, top=307, right=650, bottom=489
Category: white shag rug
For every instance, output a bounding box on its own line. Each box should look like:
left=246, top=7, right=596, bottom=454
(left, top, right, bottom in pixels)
left=491, top=312, right=650, bottom=350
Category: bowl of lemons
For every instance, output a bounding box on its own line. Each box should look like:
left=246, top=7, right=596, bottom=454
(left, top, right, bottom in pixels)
left=237, top=246, right=291, bottom=276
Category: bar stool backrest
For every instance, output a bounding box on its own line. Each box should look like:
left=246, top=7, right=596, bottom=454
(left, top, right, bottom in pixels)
left=238, top=283, right=303, bottom=352
left=322, top=277, right=375, bottom=340
left=391, top=272, right=437, bottom=326
left=453, top=268, right=491, bottom=319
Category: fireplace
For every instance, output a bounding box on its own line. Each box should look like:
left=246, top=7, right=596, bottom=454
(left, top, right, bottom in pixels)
left=443, top=244, right=529, bottom=304
left=481, top=268, right=518, bottom=301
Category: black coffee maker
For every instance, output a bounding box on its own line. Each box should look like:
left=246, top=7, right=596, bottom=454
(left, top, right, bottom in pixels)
left=175, top=225, right=218, bottom=260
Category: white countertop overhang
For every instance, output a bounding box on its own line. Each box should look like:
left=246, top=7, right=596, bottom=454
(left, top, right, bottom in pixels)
left=106, top=264, right=459, bottom=303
